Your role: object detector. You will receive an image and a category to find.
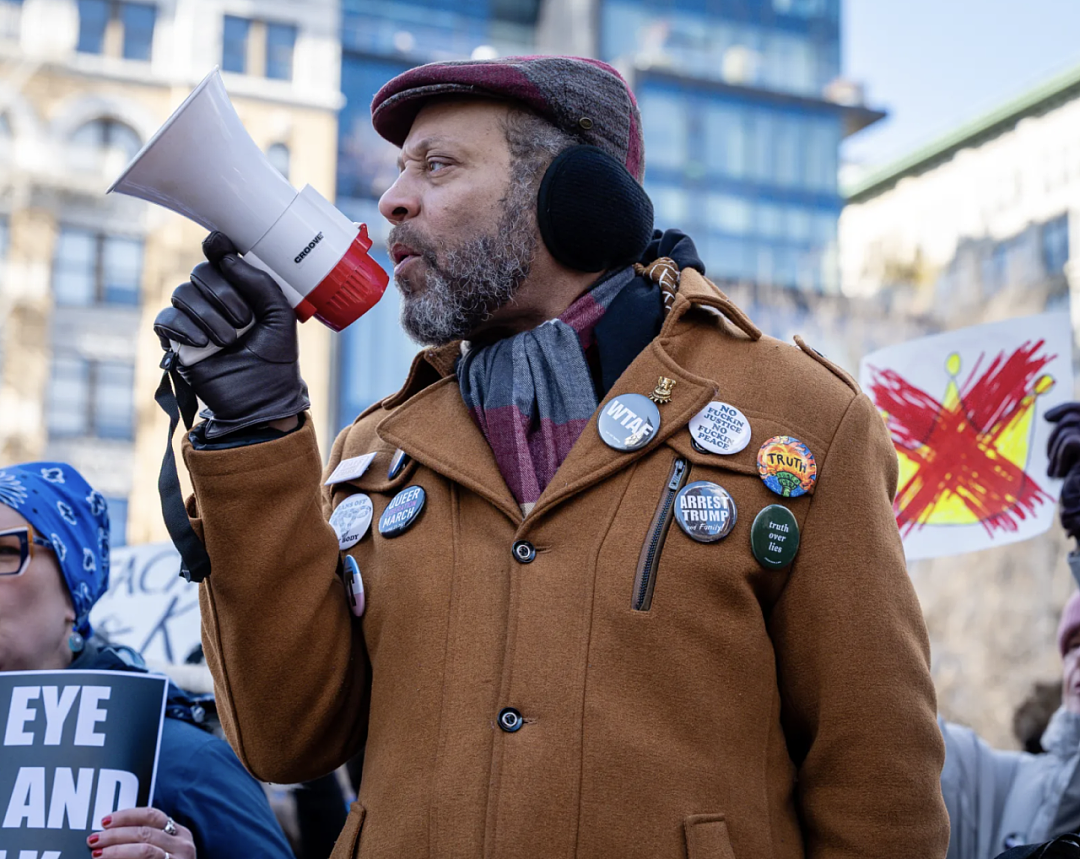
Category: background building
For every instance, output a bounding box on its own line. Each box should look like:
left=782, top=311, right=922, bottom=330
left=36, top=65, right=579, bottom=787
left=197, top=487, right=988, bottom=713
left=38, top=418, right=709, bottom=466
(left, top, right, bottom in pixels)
left=332, top=0, right=882, bottom=428
left=839, top=62, right=1080, bottom=748
left=0, top=0, right=344, bottom=544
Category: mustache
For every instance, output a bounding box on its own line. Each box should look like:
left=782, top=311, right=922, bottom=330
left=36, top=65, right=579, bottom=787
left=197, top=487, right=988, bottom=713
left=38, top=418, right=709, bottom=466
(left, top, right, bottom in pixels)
left=387, top=224, right=439, bottom=266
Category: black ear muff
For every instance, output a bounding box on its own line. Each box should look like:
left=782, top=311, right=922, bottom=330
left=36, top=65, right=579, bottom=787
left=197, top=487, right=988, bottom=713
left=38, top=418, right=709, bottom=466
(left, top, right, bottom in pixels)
left=536, top=145, right=654, bottom=273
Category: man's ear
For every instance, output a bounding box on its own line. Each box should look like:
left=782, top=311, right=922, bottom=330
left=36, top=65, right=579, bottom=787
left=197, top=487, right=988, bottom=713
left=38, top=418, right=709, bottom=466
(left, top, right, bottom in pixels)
left=536, top=145, right=654, bottom=272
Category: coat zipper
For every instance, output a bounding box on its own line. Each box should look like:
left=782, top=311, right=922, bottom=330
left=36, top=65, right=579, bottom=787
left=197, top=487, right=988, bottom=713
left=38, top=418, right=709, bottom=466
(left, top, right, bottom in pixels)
left=632, top=457, right=689, bottom=612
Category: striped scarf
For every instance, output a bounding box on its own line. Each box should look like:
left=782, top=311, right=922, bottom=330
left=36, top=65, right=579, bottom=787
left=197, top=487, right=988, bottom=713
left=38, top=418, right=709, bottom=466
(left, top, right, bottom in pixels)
left=458, top=267, right=635, bottom=515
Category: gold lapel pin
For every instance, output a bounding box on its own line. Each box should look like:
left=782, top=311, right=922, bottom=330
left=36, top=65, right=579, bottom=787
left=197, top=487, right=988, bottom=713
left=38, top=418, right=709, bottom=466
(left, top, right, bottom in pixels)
left=649, top=377, right=677, bottom=405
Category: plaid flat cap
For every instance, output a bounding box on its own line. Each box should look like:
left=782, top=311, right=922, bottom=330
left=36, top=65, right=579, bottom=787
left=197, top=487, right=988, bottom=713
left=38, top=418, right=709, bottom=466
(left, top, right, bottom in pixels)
left=370, top=55, right=645, bottom=182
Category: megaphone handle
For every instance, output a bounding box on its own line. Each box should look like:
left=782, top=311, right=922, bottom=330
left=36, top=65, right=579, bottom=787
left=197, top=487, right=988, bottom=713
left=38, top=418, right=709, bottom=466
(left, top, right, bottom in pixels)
left=173, top=319, right=256, bottom=365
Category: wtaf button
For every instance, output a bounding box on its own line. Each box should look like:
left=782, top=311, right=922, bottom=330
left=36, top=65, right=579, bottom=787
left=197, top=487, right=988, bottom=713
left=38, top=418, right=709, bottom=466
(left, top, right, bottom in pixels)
left=498, top=707, right=524, bottom=733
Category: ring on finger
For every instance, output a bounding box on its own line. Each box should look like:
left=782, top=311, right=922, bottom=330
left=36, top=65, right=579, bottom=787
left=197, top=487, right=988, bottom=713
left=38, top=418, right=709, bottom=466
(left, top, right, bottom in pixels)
left=163, top=816, right=178, bottom=836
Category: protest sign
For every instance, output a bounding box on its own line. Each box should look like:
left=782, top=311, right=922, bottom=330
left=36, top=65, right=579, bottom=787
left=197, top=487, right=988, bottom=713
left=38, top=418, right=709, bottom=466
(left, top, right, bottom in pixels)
left=0, top=670, right=167, bottom=857
left=858, top=312, right=1073, bottom=560
left=89, top=543, right=199, bottom=665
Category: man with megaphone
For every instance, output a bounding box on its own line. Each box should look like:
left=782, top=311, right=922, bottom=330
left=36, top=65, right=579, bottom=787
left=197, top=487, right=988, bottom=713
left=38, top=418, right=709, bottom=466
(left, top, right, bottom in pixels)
left=153, top=56, right=949, bottom=858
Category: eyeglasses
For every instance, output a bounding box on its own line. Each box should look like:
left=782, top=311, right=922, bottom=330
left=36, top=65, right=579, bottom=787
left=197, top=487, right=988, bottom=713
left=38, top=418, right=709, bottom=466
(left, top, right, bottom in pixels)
left=0, top=525, right=54, bottom=577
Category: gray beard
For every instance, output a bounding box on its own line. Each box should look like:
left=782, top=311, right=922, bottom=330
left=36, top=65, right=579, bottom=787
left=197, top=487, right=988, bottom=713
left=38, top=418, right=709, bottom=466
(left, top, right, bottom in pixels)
left=392, top=176, right=537, bottom=347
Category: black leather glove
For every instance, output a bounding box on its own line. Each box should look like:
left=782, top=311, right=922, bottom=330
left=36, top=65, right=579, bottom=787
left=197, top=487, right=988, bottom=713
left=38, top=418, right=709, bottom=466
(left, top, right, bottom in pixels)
left=1047, top=403, right=1080, bottom=541
left=153, top=232, right=310, bottom=438
left=1048, top=403, right=1080, bottom=477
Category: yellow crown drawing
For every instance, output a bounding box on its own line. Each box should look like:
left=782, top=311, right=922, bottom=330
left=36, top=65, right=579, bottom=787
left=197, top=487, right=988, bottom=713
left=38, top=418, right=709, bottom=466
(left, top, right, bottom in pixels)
left=889, top=352, right=1055, bottom=528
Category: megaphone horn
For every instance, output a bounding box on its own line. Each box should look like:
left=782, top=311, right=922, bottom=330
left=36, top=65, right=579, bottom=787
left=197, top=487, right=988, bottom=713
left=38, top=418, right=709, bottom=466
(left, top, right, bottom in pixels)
left=108, top=67, right=388, bottom=365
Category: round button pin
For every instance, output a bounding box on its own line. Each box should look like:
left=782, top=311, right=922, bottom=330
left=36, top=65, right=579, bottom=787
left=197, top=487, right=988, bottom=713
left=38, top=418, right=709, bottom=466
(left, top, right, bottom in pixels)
left=750, top=505, right=800, bottom=569
left=378, top=485, right=426, bottom=538
left=674, top=481, right=737, bottom=543
left=329, top=493, right=374, bottom=549
left=597, top=393, right=661, bottom=452
left=388, top=448, right=410, bottom=480
left=688, top=401, right=752, bottom=455
left=343, top=555, right=365, bottom=617
left=757, top=436, right=817, bottom=498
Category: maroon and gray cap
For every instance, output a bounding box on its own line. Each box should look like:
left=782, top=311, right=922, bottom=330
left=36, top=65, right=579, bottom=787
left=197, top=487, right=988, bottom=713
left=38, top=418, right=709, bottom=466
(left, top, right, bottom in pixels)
left=370, top=55, right=645, bottom=182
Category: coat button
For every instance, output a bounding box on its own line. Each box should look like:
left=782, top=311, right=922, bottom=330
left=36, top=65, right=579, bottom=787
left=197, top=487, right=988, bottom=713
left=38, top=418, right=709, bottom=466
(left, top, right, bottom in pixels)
left=512, top=540, right=536, bottom=563
left=498, top=707, right=523, bottom=732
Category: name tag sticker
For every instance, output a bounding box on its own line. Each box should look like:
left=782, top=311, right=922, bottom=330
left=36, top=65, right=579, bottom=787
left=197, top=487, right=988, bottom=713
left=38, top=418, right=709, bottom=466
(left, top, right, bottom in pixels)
left=325, top=452, right=377, bottom=486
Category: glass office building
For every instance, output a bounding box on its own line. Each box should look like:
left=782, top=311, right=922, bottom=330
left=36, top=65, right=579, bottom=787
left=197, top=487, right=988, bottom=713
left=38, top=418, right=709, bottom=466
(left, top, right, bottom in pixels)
left=334, top=0, right=878, bottom=427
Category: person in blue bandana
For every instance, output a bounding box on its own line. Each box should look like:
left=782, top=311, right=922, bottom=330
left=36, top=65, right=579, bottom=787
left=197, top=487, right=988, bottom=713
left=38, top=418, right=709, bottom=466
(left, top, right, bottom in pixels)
left=0, top=462, right=294, bottom=859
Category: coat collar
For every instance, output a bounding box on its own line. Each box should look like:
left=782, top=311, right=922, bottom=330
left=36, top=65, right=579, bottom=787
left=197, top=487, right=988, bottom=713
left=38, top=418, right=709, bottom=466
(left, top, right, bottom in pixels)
left=374, top=271, right=760, bottom=524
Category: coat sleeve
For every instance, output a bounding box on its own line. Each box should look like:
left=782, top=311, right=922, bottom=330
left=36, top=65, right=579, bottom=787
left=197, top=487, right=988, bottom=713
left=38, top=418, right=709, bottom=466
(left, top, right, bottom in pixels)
left=767, top=392, right=950, bottom=858
left=939, top=718, right=1024, bottom=859
left=157, top=721, right=296, bottom=859
left=184, top=418, right=369, bottom=783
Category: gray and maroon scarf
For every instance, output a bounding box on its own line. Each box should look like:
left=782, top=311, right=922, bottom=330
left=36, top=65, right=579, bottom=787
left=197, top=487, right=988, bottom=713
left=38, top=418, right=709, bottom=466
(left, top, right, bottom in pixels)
left=458, top=266, right=635, bottom=515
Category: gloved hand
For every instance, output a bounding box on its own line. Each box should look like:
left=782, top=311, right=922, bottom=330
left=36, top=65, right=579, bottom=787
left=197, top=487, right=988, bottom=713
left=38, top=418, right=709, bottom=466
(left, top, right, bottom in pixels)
left=1047, top=403, right=1080, bottom=541
left=153, top=232, right=309, bottom=438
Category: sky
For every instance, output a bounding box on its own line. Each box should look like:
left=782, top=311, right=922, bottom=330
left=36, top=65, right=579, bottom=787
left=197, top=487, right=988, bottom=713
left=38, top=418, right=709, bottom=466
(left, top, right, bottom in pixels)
left=842, top=0, right=1080, bottom=169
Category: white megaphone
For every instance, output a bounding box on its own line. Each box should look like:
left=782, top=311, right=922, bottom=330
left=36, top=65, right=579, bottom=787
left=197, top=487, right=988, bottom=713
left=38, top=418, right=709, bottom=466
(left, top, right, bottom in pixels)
left=108, top=67, right=389, bottom=364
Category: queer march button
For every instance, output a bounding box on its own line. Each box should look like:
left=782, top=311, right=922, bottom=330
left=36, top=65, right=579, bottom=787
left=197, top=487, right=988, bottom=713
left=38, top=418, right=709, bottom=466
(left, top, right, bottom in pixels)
left=378, top=486, right=426, bottom=538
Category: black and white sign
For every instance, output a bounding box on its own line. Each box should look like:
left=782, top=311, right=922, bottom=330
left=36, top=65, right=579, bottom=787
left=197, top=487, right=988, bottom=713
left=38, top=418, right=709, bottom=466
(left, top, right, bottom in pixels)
left=0, top=670, right=168, bottom=856
left=89, top=543, right=198, bottom=665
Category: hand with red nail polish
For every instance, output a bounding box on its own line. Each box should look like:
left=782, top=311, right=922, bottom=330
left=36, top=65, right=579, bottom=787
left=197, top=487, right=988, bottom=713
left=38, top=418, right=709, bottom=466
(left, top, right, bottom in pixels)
left=86, top=806, right=196, bottom=858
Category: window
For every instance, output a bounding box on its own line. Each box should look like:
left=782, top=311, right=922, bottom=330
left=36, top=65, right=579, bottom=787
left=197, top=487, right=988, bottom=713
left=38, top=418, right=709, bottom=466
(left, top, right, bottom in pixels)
left=105, top=496, right=128, bottom=547
left=704, top=104, right=748, bottom=179
left=0, top=216, right=9, bottom=260
left=774, top=115, right=801, bottom=188
left=639, top=91, right=688, bottom=171
left=77, top=0, right=156, bottom=60
left=222, top=15, right=249, bottom=73
left=48, top=357, right=90, bottom=436
left=69, top=118, right=142, bottom=172
left=1042, top=215, right=1069, bottom=275
left=76, top=0, right=109, bottom=54
left=265, top=22, right=297, bottom=81
left=53, top=228, right=143, bottom=306
left=47, top=357, right=135, bottom=440
left=223, top=16, right=297, bottom=81
left=94, top=362, right=136, bottom=439
left=747, top=111, right=775, bottom=184
left=804, top=117, right=840, bottom=193
left=0, top=0, right=22, bottom=42
left=266, top=142, right=290, bottom=178
left=706, top=194, right=752, bottom=235
left=648, top=185, right=689, bottom=228
left=120, top=2, right=155, bottom=60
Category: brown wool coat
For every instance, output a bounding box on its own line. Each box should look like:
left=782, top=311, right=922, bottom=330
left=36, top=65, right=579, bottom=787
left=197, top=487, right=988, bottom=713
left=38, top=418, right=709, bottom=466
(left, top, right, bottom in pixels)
left=185, top=270, right=949, bottom=859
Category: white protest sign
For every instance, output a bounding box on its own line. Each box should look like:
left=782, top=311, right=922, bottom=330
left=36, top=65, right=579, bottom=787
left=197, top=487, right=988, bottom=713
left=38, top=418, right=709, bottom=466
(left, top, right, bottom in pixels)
left=858, top=312, right=1073, bottom=560
left=90, top=543, right=199, bottom=665
left=0, top=670, right=167, bottom=855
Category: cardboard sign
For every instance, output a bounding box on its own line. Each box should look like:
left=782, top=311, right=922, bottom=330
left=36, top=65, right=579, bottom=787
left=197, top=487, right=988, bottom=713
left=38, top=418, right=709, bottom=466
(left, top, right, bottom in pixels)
left=0, top=670, right=168, bottom=855
left=89, top=544, right=198, bottom=665
left=859, top=313, right=1073, bottom=560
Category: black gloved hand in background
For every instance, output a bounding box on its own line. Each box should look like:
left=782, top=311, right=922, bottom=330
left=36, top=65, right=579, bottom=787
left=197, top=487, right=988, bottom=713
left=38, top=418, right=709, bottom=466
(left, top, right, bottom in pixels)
left=153, top=232, right=309, bottom=438
left=1047, top=402, right=1080, bottom=542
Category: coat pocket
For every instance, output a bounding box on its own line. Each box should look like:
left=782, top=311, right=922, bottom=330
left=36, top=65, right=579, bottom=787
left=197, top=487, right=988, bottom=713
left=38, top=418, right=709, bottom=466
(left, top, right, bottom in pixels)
left=632, top=455, right=689, bottom=611
left=684, top=813, right=736, bottom=859
left=330, top=801, right=366, bottom=859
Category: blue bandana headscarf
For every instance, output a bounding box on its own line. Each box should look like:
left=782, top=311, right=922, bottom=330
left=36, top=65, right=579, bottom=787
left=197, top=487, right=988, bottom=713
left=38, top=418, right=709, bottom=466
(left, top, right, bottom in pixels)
left=0, top=462, right=110, bottom=636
